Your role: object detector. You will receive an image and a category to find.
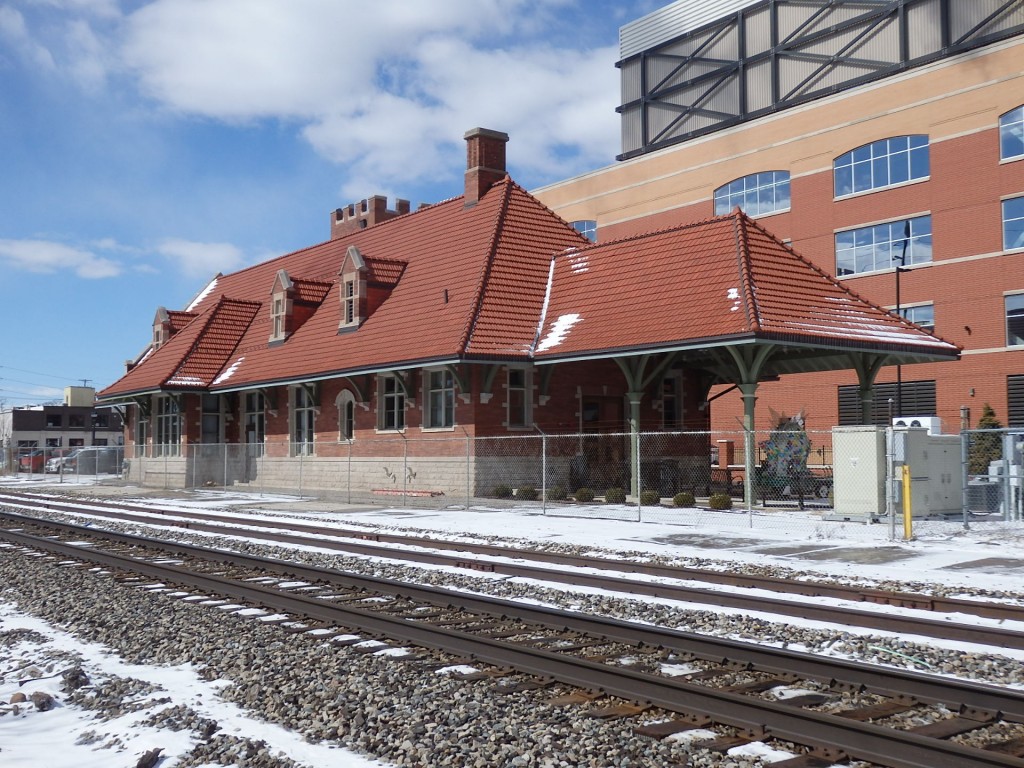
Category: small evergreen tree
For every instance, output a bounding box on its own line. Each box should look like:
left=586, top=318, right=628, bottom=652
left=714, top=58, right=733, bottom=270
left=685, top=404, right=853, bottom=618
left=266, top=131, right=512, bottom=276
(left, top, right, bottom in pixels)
left=968, top=403, right=1003, bottom=475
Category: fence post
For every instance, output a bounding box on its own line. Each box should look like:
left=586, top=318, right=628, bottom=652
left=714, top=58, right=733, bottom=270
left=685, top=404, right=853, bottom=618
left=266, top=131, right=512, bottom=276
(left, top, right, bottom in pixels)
left=636, top=431, right=642, bottom=522
left=298, top=445, right=304, bottom=499
left=960, top=428, right=970, bottom=530
left=465, top=432, right=471, bottom=510
left=901, top=464, right=913, bottom=540
left=347, top=440, right=352, bottom=504
left=259, top=446, right=265, bottom=497
left=402, top=435, right=408, bottom=508
left=542, top=432, right=548, bottom=515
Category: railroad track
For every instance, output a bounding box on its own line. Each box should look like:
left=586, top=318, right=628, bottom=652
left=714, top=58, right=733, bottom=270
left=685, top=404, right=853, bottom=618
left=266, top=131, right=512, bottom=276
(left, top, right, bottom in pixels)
left=2, top=515, right=1024, bottom=768
left=2, top=491, right=1023, bottom=651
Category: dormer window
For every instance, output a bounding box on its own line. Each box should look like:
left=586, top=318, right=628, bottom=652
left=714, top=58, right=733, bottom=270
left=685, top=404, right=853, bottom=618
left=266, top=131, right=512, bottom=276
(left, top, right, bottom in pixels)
left=269, top=269, right=294, bottom=344
left=339, top=246, right=366, bottom=331
left=343, top=277, right=357, bottom=325
left=152, top=307, right=172, bottom=349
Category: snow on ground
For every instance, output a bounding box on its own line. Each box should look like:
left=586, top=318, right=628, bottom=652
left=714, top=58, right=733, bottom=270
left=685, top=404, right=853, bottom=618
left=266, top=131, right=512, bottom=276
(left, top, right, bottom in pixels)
left=3, top=475, right=1024, bottom=766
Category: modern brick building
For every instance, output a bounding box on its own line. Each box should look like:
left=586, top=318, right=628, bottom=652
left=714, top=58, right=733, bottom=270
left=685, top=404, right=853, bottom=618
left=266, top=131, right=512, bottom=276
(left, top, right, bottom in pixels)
left=533, top=0, right=1024, bottom=434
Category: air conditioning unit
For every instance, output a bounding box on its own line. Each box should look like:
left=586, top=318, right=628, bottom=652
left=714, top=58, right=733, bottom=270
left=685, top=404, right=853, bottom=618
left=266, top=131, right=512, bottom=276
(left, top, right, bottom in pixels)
left=892, top=416, right=942, bottom=435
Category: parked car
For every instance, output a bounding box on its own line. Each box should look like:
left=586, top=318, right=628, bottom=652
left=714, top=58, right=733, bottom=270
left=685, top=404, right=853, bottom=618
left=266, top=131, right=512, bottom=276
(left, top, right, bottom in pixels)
left=70, top=446, right=122, bottom=474
left=45, top=449, right=80, bottom=473
left=18, top=449, right=46, bottom=472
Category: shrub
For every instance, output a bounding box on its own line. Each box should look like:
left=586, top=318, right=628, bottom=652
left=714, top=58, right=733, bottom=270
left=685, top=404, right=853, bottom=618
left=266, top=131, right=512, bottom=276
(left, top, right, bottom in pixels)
left=639, top=490, right=660, bottom=506
left=493, top=484, right=513, bottom=499
left=605, top=486, right=627, bottom=504
left=516, top=485, right=538, bottom=501
left=673, top=491, right=696, bottom=508
left=547, top=485, right=567, bottom=501
left=709, top=492, right=733, bottom=510
left=574, top=487, right=595, bottom=503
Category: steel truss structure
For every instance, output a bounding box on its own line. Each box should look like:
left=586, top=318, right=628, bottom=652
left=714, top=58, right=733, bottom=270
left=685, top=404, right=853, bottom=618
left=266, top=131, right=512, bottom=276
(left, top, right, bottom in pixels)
left=618, top=0, right=1024, bottom=159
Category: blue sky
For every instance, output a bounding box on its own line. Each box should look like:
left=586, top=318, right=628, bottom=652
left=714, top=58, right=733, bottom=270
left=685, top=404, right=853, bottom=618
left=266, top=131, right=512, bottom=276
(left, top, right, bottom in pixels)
left=0, top=0, right=663, bottom=404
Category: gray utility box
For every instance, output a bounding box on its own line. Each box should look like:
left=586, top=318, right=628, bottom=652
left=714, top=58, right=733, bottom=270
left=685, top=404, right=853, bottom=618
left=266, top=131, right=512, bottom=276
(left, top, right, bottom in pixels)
left=831, top=427, right=887, bottom=520
left=894, top=429, right=962, bottom=517
left=831, top=426, right=963, bottom=519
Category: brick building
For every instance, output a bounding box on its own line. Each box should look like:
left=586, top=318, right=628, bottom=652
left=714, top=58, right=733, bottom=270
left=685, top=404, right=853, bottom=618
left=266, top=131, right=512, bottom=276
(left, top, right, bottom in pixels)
left=533, top=0, right=1024, bottom=434
left=97, top=128, right=954, bottom=499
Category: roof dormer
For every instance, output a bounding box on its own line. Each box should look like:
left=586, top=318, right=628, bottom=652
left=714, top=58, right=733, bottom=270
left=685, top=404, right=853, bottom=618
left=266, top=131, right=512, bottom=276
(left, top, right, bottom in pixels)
left=338, top=245, right=406, bottom=333
left=152, top=306, right=197, bottom=350
left=268, top=269, right=294, bottom=344
left=269, top=268, right=332, bottom=345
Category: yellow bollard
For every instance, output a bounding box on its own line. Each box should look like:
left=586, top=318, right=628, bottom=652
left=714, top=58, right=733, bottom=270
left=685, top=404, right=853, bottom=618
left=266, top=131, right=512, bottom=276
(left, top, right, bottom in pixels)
left=902, top=464, right=913, bottom=540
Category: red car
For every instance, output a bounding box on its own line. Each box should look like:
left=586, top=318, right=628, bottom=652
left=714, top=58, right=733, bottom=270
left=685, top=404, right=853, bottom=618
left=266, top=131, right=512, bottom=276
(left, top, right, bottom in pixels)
left=18, top=449, right=46, bottom=472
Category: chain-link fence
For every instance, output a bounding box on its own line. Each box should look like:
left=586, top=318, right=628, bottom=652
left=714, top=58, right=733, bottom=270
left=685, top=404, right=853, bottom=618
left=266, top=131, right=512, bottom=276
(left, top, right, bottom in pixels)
left=1, top=444, right=125, bottom=484
left=7, top=428, right=1023, bottom=539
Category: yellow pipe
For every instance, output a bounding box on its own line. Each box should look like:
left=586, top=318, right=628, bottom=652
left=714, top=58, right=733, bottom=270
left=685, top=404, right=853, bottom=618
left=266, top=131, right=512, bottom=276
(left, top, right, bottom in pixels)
left=902, top=464, right=913, bottom=540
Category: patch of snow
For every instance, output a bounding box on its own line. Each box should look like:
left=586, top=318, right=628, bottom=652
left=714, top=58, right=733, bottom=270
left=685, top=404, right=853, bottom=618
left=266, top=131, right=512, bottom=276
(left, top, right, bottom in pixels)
left=212, top=356, right=244, bottom=385
left=536, top=313, right=581, bottom=352
left=185, top=277, right=218, bottom=311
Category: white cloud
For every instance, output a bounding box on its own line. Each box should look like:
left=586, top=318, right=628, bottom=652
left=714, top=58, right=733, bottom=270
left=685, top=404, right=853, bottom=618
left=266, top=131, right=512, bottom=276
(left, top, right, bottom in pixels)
left=157, top=239, right=247, bottom=279
left=0, top=6, right=57, bottom=72
left=0, top=239, right=121, bottom=279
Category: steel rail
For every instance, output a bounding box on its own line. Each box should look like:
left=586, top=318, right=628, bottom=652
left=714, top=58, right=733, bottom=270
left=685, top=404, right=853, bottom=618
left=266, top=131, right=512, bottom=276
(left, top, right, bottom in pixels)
left=0, top=525, right=1020, bottom=768
left=2, top=501, right=1021, bottom=651
left=1, top=490, right=1016, bottom=621
left=2, top=515, right=1024, bottom=723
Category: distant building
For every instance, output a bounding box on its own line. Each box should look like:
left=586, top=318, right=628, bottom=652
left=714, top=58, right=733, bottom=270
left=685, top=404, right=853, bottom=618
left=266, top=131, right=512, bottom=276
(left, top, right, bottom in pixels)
left=534, top=0, right=1024, bottom=432
left=1, top=386, right=124, bottom=459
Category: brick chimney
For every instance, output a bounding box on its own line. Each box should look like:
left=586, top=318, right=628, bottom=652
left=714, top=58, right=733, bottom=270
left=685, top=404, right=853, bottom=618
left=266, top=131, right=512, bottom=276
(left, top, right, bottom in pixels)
left=464, top=128, right=509, bottom=207
left=331, top=195, right=410, bottom=240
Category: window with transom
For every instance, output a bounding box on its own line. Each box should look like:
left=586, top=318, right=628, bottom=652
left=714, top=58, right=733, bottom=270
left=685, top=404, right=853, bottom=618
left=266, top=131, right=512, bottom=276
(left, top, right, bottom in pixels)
left=834, top=135, right=929, bottom=197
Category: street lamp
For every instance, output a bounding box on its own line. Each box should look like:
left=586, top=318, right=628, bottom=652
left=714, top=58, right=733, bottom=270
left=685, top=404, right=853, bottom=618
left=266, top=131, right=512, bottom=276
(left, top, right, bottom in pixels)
left=893, top=220, right=911, bottom=418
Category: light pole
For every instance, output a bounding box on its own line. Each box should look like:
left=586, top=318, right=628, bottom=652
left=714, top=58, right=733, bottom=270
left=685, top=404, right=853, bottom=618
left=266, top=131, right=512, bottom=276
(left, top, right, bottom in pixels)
left=893, top=220, right=911, bottom=418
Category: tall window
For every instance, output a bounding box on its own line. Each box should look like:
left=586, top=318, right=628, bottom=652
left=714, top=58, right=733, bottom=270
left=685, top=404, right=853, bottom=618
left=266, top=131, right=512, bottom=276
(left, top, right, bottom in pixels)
left=834, top=135, right=929, bottom=197
left=271, top=296, right=286, bottom=340
left=661, top=375, right=682, bottom=429
left=200, top=393, right=221, bottom=444
left=342, top=279, right=357, bottom=325
left=714, top=171, right=790, bottom=216
left=378, top=375, right=405, bottom=431
left=898, top=303, right=934, bottom=331
left=134, top=409, right=149, bottom=458
left=571, top=220, right=597, bottom=242
left=1001, top=106, right=1024, bottom=161
left=154, top=396, right=180, bottom=457
left=1007, top=294, right=1024, bottom=347
left=292, top=387, right=315, bottom=455
left=426, top=369, right=454, bottom=429
left=244, top=392, right=265, bottom=456
left=507, top=368, right=531, bottom=429
left=835, top=215, right=932, bottom=276
left=1004, top=196, right=1024, bottom=251
left=338, top=390, right=356, bottom=440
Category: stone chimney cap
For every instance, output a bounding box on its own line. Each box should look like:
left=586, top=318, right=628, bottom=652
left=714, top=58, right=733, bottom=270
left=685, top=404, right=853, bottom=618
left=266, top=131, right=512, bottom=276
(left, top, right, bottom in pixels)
left=464, top=127, right=509, bottom=142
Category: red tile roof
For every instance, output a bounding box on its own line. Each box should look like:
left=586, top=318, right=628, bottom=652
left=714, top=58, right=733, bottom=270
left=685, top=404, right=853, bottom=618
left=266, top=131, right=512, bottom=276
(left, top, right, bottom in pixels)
left=532, top=211, right=959, bottom=362
left=99, top=196, right=957, bottom=401
left=290, top=278, right=333, bottom=304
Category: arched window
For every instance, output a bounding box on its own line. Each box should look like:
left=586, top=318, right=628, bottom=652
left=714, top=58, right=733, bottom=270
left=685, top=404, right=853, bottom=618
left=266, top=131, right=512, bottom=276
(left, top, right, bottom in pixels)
left=714, top=171, right=790, bottom=216
left=1000, top=105, right=1024, bottom=161
left=337, top=390, right=356, bottom=441
left=834, top=135, right=929, bottom=197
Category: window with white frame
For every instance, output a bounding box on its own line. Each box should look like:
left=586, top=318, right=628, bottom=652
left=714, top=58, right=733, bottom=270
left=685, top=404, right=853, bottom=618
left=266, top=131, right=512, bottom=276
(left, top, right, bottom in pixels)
left=834, top=135, right=929, bottom=197
left=1007, top=294, right=1024, bottom=347
left=898, top=303, right=935, bottom=331
left=292, top=387, right=315, bottom=455
left=507, top=367, right=531, bottom=429
left=244, top=392, right=265, bottom=456
left=571, top=220, right=597, bottom=242
left=1004, top=196, right=1024, bottom=251
left=378, top=375, right=405, bottom=431
left=342, top=278, right=357, bottom=325
left=270, top=295, right=286, bottom=340
left=714, top=171, right=790, bottom=216
left=835, top=215, right=932, bottom=276
left=154, top=396, right=180, bottom=457
left=426, top=369, right=454, bottom=429
left=1001, top=105, right=1024, bottom=161
left=337, top=390, right=356, bottom=440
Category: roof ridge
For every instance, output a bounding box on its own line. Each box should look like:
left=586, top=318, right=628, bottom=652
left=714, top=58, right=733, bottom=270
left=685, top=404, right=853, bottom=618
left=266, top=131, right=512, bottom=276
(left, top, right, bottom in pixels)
left=568, top=209, right=738, bottom=252
left=741, top=214, right=962, bottom=350
left=732, top=211, right=761, bottom=332
left=459, top=177, right=514, bottom=353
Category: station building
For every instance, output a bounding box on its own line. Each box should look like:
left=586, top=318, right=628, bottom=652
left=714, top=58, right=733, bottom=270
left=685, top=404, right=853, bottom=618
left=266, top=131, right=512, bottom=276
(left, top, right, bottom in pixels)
left=533, top=0, right=1024, bottom=434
